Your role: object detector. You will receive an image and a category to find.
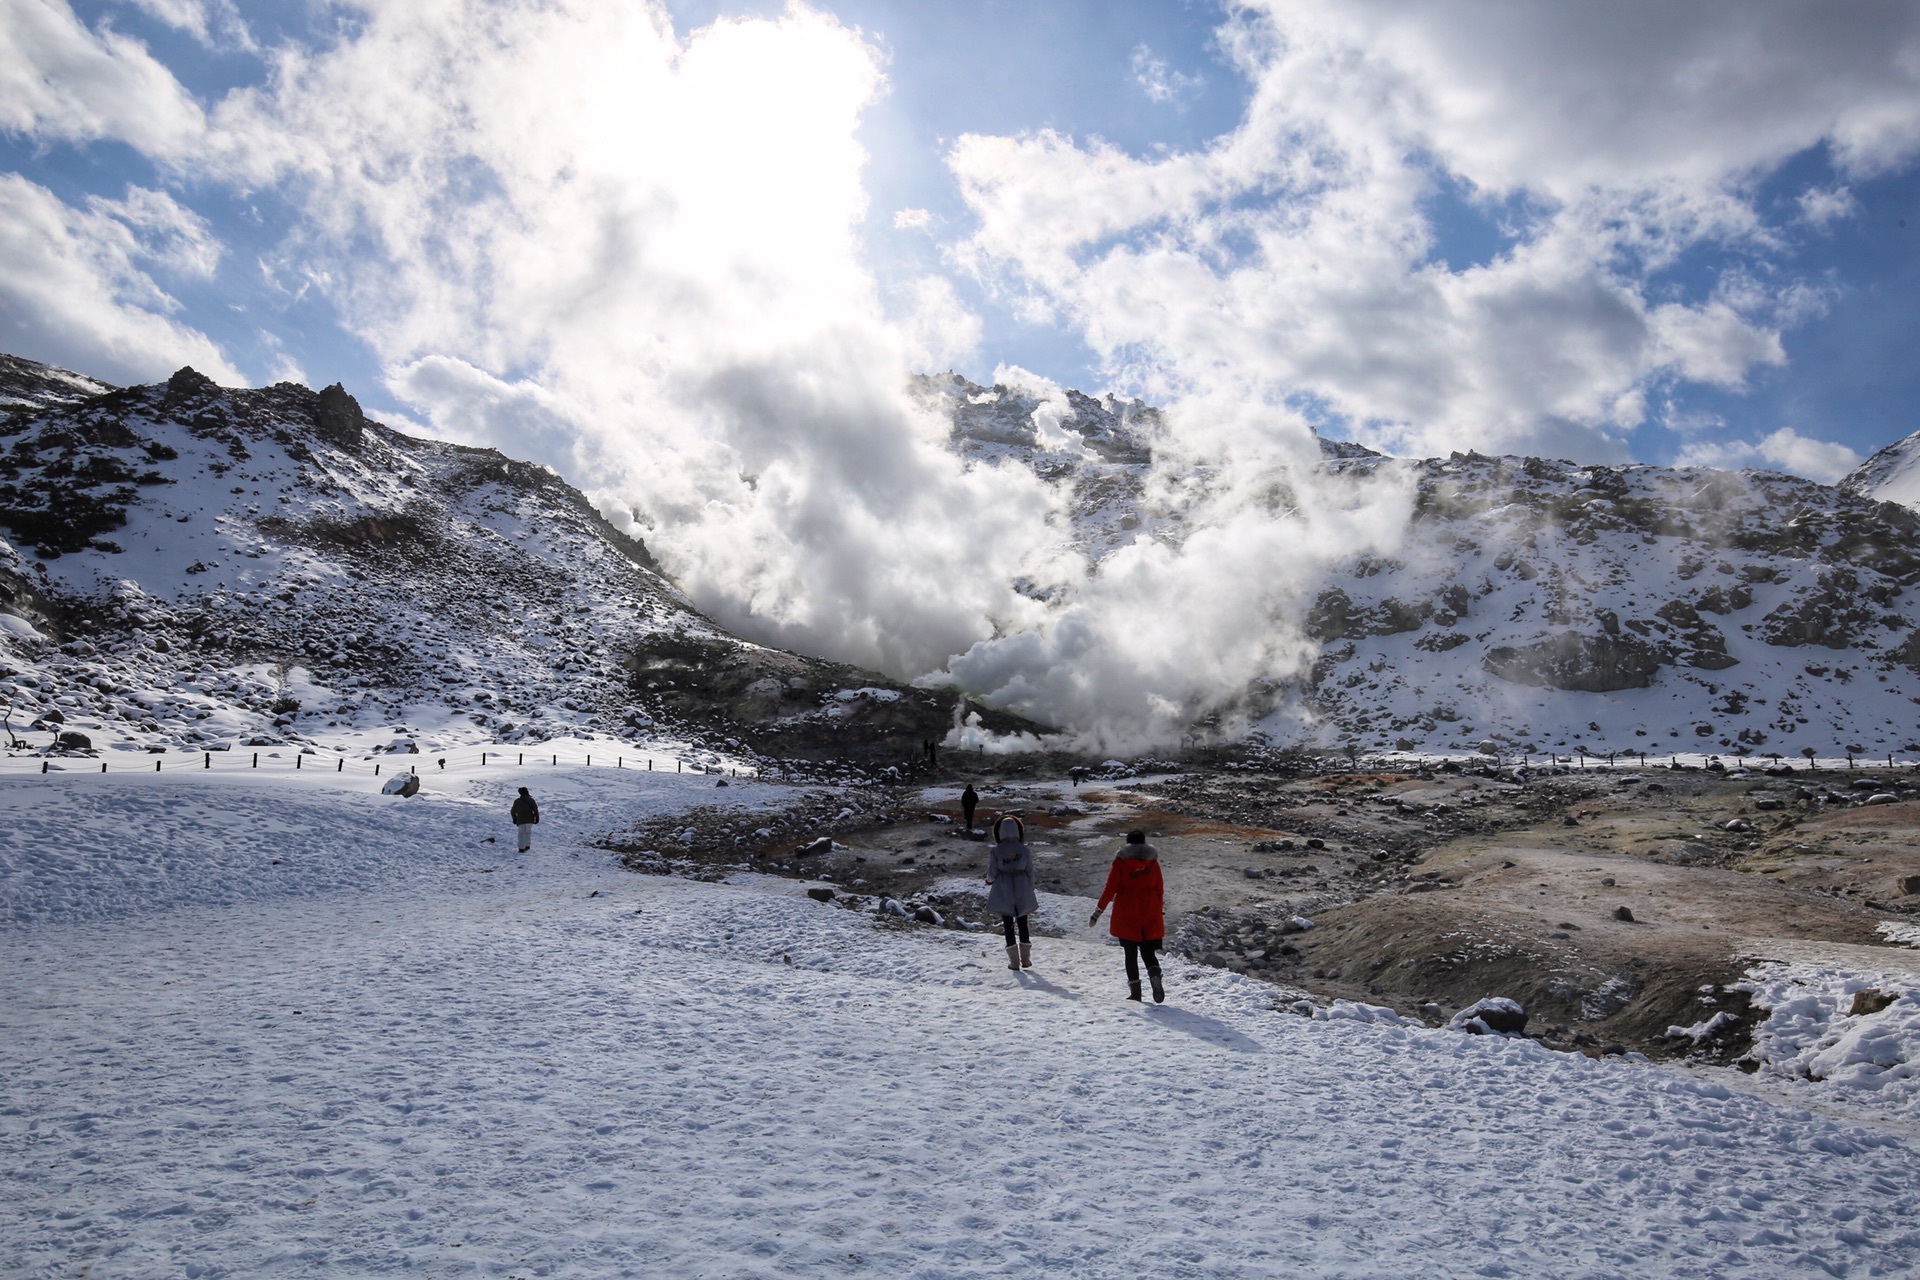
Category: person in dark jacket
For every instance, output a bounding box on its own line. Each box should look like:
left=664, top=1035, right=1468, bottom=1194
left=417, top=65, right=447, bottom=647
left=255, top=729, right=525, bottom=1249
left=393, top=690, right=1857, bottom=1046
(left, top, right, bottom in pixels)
left=960, top=783, right=979, bottom=832
left=511, top=786, right=539, bottom=852
left=1090, top=830, right=1165, bottom=1002
left=984, top=814, right=1039, bottom=970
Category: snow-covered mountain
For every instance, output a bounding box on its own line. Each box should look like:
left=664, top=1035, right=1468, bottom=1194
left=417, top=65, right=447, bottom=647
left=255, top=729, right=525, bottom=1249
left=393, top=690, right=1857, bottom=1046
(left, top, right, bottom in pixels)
left=0, top=356, right=1021, bottom=770
left=1844, top=427, right=1920, bottom=511
left=13, top=352, right=1920, bottom=765
left=929, top=374, right=1920, bottom=761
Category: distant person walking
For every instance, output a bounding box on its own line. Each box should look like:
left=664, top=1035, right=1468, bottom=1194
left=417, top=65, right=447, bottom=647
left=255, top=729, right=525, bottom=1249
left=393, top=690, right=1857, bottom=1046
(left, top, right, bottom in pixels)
left=1090, top=830, right=1165, bottom=1002
left=960, top=783, right=979, bottom=832
left=511, top=786, right=539, bottom=852
left=985, top=815, right=1038, bottom=970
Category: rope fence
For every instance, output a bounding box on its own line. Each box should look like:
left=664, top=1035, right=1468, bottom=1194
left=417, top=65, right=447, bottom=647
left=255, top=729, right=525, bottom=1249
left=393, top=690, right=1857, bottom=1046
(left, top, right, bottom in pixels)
left=0, top=742, right=765, bottom=781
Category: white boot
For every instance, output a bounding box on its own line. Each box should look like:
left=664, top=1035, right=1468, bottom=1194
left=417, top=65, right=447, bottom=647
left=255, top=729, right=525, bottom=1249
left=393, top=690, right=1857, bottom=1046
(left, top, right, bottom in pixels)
left=1019, top=942, right=1033, bottom=968
left=1005, top=945, right=1021, bottom=971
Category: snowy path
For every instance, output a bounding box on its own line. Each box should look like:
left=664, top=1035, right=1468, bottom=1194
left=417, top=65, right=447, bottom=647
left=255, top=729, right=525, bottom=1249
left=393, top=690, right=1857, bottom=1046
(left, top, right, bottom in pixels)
left=4, top=773, right=1920, bottom=1277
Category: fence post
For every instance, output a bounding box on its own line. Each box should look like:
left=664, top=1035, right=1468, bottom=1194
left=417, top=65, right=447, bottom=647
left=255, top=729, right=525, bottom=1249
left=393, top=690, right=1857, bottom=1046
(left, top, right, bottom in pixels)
left=296, top=755, right=301, bottom=769
left=42, top=761, right=47, bottom=774
left=102, top=762, right=107, bottom=773
left=648, top=759, right=652, bottom=771
left=155, top=759, right=161, bottom=772
left=552, top=754, right=557, bottom=766
left=677, top=760, right=682, bottom=773
left=587, top=755, right=591, bottom=767
left=376, top=763, right=381, bottom=776
left=337, top=759, right=343, bottom=772
left=519, top=753, right=524, bottom=765
left=482, top=751, right=488, bottom=766
left=253, top=753, right=259, bottom=768
left=618, top=757, right=623, bottom=768
left=204, top=753, right=210, bottom=769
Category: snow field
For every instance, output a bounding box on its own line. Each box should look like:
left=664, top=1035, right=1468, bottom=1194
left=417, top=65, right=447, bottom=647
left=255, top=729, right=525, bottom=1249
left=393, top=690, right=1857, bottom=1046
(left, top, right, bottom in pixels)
left=4, top=771, right=1920, bottom=1277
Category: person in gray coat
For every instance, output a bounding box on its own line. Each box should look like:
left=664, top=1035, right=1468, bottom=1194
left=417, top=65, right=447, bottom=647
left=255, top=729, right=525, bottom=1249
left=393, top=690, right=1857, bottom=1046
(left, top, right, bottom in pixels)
left=984, top=814, right=1039, bottom=970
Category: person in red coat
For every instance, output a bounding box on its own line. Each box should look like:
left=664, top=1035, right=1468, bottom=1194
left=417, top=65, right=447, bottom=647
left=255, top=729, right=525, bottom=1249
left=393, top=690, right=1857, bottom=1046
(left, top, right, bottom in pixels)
left=1090, top=829, right=1165, bottom=1002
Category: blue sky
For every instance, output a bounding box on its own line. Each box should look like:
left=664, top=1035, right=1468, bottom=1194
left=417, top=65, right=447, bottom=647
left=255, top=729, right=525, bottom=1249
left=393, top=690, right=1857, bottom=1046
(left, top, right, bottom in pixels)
left=4, top=1, right=1919, bottom=481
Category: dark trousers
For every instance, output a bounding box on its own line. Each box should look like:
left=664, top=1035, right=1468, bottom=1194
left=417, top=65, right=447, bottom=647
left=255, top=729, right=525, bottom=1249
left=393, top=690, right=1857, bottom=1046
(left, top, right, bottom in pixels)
left=1001, top=914, right=1031, bottom=945
left=1122, top=940, right=1162, bottom=985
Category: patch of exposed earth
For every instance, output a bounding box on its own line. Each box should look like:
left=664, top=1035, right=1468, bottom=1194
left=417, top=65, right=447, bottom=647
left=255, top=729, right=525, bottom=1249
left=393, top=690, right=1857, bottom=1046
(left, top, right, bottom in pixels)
left=602, top=759, right=1920, bottom=1062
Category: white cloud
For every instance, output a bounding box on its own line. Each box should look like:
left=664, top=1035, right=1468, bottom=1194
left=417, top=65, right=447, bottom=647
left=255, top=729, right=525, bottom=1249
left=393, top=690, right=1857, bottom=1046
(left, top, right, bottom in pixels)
left=947, top=433, right=1419, bottom=748
left=1758, top=427, right=1861, bottom=483
left=949, top=0, right=1920, bottom=462
left=1130, top=43, right=1202, bottom=106
left=1677, top=427, right=1861, bottom=483
left=0, top=0, right=205, bottom=155
left=892, top=206, right=931, bottom=230
left=204, top=1, right=1061, bottom=679
left=122, top=0, right=210, bottom=42
left=895, top=274, right=980, bottom=371
left=0, top=174, right=239, bottom=385
left=1798, top=184, right=1857, bottom=228
left=86, top=185, right=222, bottom=277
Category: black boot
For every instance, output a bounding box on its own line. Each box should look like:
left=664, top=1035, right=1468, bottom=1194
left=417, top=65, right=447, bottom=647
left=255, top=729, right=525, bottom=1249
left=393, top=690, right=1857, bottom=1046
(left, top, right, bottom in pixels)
left=1127, top=981, right=1143, bottom=1001
left=1149, top=971, right=1165, bottom=1003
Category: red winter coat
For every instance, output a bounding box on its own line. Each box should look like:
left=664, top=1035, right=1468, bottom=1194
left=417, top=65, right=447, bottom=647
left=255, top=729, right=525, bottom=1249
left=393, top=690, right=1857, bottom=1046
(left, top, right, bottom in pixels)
left=1097, top=853, right=1164, bottom=942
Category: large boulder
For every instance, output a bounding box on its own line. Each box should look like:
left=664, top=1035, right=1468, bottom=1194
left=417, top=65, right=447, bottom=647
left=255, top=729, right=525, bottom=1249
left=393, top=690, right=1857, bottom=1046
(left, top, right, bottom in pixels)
left=1450, top=997, right=1528, bottom=1036
left=314, top=383, right=367, bottom=452
left=1483, top=631, right=1667, bottom=692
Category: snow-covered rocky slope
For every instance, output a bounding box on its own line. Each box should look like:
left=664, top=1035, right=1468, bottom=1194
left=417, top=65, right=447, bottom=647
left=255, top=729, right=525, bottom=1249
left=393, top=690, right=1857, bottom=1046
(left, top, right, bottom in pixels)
left=1846, top=426, right=1920, bottom=511
left=931, top=374, right=1920, bottom=760
left=1288, top=452, right=1920, bottom=760
left=14, top=352, right=1920, bottom=765
left=0, top=356, right=1020, bottom=772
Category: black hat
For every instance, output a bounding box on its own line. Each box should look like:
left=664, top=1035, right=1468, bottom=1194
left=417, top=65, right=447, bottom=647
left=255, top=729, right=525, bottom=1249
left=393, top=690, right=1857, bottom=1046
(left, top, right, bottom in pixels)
left=1126, top=830, right=1146, bottom=843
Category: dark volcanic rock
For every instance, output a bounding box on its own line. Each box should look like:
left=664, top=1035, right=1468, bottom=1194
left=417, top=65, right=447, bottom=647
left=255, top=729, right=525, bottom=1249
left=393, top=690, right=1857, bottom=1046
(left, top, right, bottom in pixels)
left=1483, top=631, right=1667, bottom=692
left=1449, top=997, right=1528, bottom=1035
left=314, top=383, right=368, bottom=452
left=1761, top=569, right=1883, bottom=649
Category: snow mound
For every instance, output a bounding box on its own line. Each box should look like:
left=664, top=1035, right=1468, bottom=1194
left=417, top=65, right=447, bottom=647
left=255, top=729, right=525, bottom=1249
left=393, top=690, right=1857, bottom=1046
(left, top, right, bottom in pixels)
left=1737, top=962, right=1920, bottom=1118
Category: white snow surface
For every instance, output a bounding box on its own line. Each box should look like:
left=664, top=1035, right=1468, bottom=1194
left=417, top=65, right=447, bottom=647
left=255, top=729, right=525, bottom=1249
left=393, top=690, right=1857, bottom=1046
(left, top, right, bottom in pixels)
left=6, top=768, right=1920, bottom=1276
left=1737, top=958, right=1920, bottom=1120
